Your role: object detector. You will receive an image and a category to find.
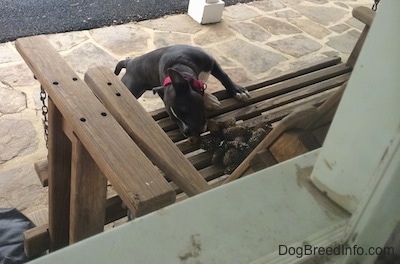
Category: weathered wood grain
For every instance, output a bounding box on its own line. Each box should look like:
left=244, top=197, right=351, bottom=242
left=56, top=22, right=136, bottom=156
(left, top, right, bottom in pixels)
left=16, top=35, right=175, bottom=217
left=85, top=67, right=210, bottom=196
left=69, top=135, right=108, bottom=243
left=24, top=224, right=49, bottom=257
left=47, top=98, right=72, bottom=251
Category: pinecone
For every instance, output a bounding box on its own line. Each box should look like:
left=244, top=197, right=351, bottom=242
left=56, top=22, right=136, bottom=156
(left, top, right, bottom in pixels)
left=223, top=148, right=247, bottom=166
left=218, top=117, right=237, bottom=129
left=200, top=135, right=222, bottom=151
left=223, top=125, right=249, bottom=140
left=224, top=140, right=250, bottom=151
left=211, top=147, right=225, bottom=165
left=248, top=128, right=268, bottom=148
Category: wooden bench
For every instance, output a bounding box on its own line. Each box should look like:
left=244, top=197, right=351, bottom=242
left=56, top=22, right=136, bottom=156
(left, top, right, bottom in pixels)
left=20, top=6, right=373, bottom=258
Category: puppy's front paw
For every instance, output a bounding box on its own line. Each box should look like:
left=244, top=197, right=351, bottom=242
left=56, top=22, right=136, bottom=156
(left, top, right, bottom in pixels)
left=233, top=85, right=250, bottom=102
left=204, top=92, right=221, bottom=110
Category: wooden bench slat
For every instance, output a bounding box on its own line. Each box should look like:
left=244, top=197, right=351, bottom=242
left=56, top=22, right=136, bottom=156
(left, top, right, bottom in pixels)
left=214, top=56, right=343, bottom=100
left=249, top=88, right=340, bottom=125
left=214, top=73, right=350, bottom=122
left=210, top=62, right=350, bottom=116
left=270, top=130, right=311, bottom=162
left=15, top=36, right=175, bottom=217
left=84, top=67, right=210, bottom=196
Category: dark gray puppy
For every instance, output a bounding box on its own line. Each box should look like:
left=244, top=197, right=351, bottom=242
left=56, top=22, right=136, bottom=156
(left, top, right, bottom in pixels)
left=114, top=44, right=249, bottom=138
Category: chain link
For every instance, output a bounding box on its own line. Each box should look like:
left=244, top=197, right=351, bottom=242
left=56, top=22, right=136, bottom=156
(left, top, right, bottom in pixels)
left=39, top=85, right=49, bottom=148
left=372, top=0, right=380, bottom=11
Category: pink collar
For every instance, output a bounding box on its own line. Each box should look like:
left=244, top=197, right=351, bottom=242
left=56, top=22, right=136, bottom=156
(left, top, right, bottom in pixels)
left=163, top=76, right=206, bottom=96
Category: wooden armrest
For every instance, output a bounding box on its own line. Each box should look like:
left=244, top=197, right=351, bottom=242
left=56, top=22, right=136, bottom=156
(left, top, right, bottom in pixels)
left=85, top=67, right=210, bottom=196
left=16, top=35, right=175, bottom=216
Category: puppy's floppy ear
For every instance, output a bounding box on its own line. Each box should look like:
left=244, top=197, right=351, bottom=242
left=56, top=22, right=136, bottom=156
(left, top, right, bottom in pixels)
left=152, top=86, right=165, bottom=99
left=167, top=68, right=190, bottom=95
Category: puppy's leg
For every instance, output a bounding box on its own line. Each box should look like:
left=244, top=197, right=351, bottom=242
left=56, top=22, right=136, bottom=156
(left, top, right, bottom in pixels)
left=204, top=92, right=221, bottom=110
left=198, top=71, right=221, bottom=110
left=211, top=61, right=250, bottom=101
left=198, top=71, right=210, bottom=83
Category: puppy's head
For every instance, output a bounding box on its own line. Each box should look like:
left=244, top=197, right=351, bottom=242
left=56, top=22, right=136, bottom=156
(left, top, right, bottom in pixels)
left=153, top=68, right=207, bottom=137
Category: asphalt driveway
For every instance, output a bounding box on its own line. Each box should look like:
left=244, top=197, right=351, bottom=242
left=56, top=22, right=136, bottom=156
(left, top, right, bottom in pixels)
left=0, top=0, right=252, bottom=43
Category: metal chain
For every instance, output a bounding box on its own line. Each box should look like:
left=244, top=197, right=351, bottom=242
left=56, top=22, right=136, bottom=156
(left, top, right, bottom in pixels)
left=39, top=85, right=49, bottom=148
left=372, top=0, right=380, bottom=11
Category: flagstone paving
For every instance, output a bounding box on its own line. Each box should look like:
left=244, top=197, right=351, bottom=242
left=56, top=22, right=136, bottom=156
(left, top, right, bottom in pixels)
left=0, top=0, right=371, bottom=215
